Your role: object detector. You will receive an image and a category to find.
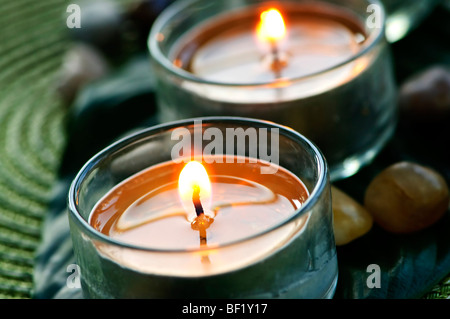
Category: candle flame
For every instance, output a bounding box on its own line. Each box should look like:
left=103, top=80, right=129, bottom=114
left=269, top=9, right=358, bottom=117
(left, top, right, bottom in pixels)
left=178, top=161, right=212, bottom=220
left=257, top=8, right=286, bottom=43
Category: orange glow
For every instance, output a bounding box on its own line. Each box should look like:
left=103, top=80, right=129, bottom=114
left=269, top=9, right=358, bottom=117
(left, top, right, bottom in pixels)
left=257, top=8, right=286, bottom=43
left=173, top=58, right=183, bottom=68
left=178, top=161, right=212, bottom=216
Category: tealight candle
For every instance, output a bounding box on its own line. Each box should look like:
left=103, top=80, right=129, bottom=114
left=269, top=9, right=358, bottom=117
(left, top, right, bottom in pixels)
left=174, top=6, right=364, bottom=87
left=68, top=117, right=337, bottom=298
left=149, top=0, right=398, bottom=181
left=89, top=156, right=310, bottom=276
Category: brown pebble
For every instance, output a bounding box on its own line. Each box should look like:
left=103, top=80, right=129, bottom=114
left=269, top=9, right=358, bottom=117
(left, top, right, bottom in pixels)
left=399, top=66, right=450, bottom=122
left=331, top=186, right=373, bottom=246
left=364, top=162, right=449, bottom=234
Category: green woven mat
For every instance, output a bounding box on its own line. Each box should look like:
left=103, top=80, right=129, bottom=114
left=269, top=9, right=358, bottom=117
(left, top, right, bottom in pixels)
left=0, top=0, right=140, bottom=300
left=423, top=274, right=450, bottom=299
left=0, top=0, right=448, bottom=299
left=0, top=0, right=69, bottom=298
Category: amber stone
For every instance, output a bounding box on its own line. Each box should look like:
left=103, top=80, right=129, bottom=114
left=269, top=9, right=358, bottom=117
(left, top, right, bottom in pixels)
left=332, top=186, right=373, bottom=246
left=364, top=162, right=449, bottom=234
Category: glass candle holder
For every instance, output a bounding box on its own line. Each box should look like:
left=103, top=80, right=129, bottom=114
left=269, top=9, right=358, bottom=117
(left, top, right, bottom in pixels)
left=68, top=117, right=337, bottom=299
left=383, top=0, right=441, bottom=42
left=148, top=0, right=398, bottom=181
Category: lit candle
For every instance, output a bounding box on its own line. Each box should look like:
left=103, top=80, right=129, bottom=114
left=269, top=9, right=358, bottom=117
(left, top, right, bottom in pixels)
left=68, top=117, right=338, bottom=298
left=149, top=0, right=398, bottom=181
left=177, top=6, right=363, bottom=88
left=90, top=156, right=309, bottom=276
left=256, top=8, right=287, bottom=78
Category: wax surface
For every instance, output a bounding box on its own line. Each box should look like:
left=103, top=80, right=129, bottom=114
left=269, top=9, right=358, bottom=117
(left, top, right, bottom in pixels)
left=90, top=157, right=309, bottom=250
left=172, top=3, right=367, bottom=84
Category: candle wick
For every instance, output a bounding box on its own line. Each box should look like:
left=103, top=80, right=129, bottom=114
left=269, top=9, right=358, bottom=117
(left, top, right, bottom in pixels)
left=199, top=228, right=207, bottom=246
left=191, top=185, right=213, bottom=229
left=269, top=41, right=285, bottom=79
left=192, top=184, right=204, bottom=217
left=191, top=185, right=213, bottom=264
left=191, top=184, right=213, bottom=243
left=270, top=41, right=280, bottom=78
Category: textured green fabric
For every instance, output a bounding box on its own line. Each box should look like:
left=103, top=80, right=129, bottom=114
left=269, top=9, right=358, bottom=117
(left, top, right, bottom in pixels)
left=0, top=0, right=140, bottom=299
left=0, top=0, right=68, bottom=298
left=423, top=274, right=450, bottom=299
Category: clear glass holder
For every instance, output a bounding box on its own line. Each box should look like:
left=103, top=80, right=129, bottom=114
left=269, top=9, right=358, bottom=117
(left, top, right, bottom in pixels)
left=68, top=117, right=338, bottom=299
left=149, top=0, right=398, bottom=181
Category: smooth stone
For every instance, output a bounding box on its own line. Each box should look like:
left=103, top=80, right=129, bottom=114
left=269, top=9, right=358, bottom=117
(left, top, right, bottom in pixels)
left=331, top=186, right=373, bottom=246
left=399, top=66, right=450, bottom=123
left=56, top=43, right=110, bottom=104
left=364, top=162, right=449, bottom=234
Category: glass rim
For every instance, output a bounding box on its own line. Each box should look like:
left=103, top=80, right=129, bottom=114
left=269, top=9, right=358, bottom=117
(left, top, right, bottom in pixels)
left=148, top=0, right=387, bottom=87
left=68, top=116, right=329, bottom=253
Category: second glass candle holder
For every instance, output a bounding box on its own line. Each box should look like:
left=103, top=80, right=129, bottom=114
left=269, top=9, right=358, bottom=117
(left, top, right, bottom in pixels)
left=149, top=0, right=398, bottom=181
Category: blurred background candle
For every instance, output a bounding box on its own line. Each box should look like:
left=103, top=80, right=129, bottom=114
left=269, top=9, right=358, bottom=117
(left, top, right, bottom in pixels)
left=175, top=6, right=364, bottom=86
left=149, top=0, right=398, bottom=181
left=68, top=117, right=337, bottom=298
